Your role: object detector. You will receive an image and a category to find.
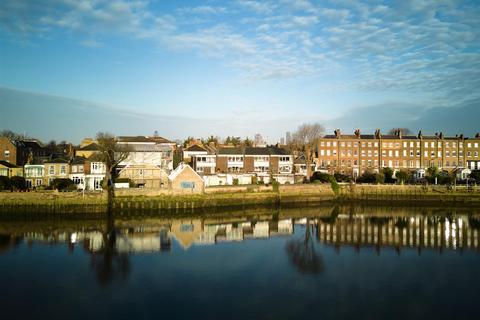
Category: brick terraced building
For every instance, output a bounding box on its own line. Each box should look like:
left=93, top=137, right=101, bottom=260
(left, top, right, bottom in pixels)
left=316, top=129, right=480, bottom=178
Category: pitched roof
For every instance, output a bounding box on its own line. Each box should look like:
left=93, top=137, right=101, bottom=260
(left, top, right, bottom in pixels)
left=245, top=147, right=270, bottom=155
left=71, top=156, right=86, bottom=165
left=117, top=136, right=154, bottom=143
left=0, top=160, right=20, bottom=168
left=218, top=147, right=243, bottom=155
left=269, top=146, right=290, bottom=156
left=79, top=142, right=100, bottom=151
left=148, top=136, right=173, bottom=144
left=44, top=158, right=69, bottom=164
left=168, top=162, right=202, bottom=181
left=185, top=144, right=207, bottom=152
left=15, top=140, right=44, bottom=148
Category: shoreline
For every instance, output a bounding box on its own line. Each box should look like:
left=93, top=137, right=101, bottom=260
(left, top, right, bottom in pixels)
left=1, top=184, right=480, bottom=216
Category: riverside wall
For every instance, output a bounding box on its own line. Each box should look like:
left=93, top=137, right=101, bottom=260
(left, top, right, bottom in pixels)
left=0, top=184, right=479, bottom=216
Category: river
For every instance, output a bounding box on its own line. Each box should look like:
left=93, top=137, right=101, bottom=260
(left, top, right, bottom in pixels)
left=1, top=204, right=479, bottom=319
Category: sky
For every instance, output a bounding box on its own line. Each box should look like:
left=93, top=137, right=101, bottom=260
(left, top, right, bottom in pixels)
left=0, top=0, right=479, bottom=143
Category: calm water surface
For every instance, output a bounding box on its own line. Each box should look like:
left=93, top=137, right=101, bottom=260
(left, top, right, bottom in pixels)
left=1, top=205, right=480, bottom=319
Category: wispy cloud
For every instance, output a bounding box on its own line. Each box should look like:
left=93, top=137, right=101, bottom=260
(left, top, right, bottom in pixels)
left=1, top=0, right=479, bottom=104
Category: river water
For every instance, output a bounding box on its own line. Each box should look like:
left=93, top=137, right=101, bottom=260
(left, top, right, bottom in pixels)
left=1, top=205, right=479, bottom=319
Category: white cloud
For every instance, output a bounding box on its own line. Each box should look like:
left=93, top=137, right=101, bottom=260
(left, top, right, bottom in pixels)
left=80, top=38, right=102, bottom=47
left=1, top=0, right=479, bottom=104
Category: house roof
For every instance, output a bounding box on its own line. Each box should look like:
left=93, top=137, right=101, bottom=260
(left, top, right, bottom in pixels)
left=0, top=160, right=20, bottom=168
left=44, top=158, right=69, bottom=164
left=148, top=136, right=173, bottom=144
left=71, top=156, right=86, bottom=165
left=79, top=142, right=100, bottom=151
left=168, top=162, right=201, bottom=181
left=15, top=140, right=44, bottom=149
left=245, top=147, right=270, bottom=155
left=218, top=147, right=243, bottom=155
left=294, top=155, right=306, bottom=164
left=118, top=136, right=154, bottom=143
left=184, top=144, right=207, bottom=152
left=269, top=146, right=290, bottom=156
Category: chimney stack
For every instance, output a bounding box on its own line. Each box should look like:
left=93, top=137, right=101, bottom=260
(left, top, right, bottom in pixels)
left=354, top=128, right=361, bottom=138
left=334, top=129, right=341, bottom=139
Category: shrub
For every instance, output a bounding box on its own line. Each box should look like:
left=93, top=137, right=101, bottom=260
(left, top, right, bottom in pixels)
left=395, top=171, right=410, bottom=184
left=67, top=184, right=78, bottom=191
left=334, top=173, right=351, bottom=182
left=357, top=170, right=384, bottom=184
left=382, top=167, right=395, bottom=183
left=310, top=172, right=333, bottom=183
left=469, top=170, right=480, bottom=182
left=10, top=176, right=26, bottom=191
left=51, top=178, right=75, bottom=191
left=0, top=176, right=12, bottom=191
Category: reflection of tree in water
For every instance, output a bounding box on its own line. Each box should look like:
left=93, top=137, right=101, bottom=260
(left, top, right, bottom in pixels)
left=468, top=216, right=480, bottom=230
left=286, top=218, right=324, bottom=274
left=90, top=212, right=130, bottom=286
left=0, top=234, right=22, bottom=254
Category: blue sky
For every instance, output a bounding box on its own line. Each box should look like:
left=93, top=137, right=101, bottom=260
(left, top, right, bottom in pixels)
left=1, top=0, right=479, bottom=143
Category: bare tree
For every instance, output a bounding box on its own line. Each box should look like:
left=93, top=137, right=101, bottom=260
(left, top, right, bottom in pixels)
left=290, top=123, right=325, bottom=179
left=94, top=132, right=131, bottom=213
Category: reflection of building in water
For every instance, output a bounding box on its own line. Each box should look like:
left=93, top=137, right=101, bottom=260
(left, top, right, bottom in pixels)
left=317, top=215, right=480, bottom=252
left=1, top=218, right=295, bottom=253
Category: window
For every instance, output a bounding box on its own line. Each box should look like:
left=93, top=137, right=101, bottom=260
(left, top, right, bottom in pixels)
left=326, top=142, right=330, bottom=147
left=403, top=142, right=407, bottom=148
left=368, top=142, right=372, bottom=147
left=333, top=142, right=337, bottom=147
left=320, top=142, right=325, bottom=146
left=72, top=166, right=77, bottom=173
left=374, top=142, right=378, bottom=147
left=49, top=165, right=54, bottom=175
left=468, top=143, right=472, bottom=148
left=4, top=150, right=10, bottom=157
left=60, top=165, right=66, bottom=174
left=410, top=142, right=414, bottom=148
left=431, top=142, right=435, bottom=148
left=279, top=156, right=290, bottom=162
left=320, top=150, right=324, bottom=156
left=425, top=142, right=428, bottom=148
left=340, top=142, right=345, bottom=147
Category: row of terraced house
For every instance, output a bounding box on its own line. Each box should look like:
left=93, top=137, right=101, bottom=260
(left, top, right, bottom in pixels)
left=0, top=136, right=176, bottom=190
left=315, top=129, right=480, bottom=180
left=1, top=129, right=480, bottom=190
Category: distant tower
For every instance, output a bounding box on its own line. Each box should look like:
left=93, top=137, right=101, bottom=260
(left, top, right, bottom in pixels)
left=286, top=131, right=291, bottom=144
left=254, top=134, right=266, bottom=147
left=280, top=137, right=285, bottom=145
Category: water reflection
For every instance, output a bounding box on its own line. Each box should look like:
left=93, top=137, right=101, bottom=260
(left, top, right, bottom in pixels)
left=2, top=205, right=480, bottom=319
left=90, top=213, right=130, bottom=286
left=286, top=218, right=324, bottom=274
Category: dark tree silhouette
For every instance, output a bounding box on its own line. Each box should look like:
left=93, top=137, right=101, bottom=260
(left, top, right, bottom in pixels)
left=91, top=213, right=130, bottom=286
left=286, top=218, right=324, bottom=274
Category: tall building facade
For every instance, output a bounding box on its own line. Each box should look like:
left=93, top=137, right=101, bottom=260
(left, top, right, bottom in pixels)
left=316, top=129, right=480, bottom=177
